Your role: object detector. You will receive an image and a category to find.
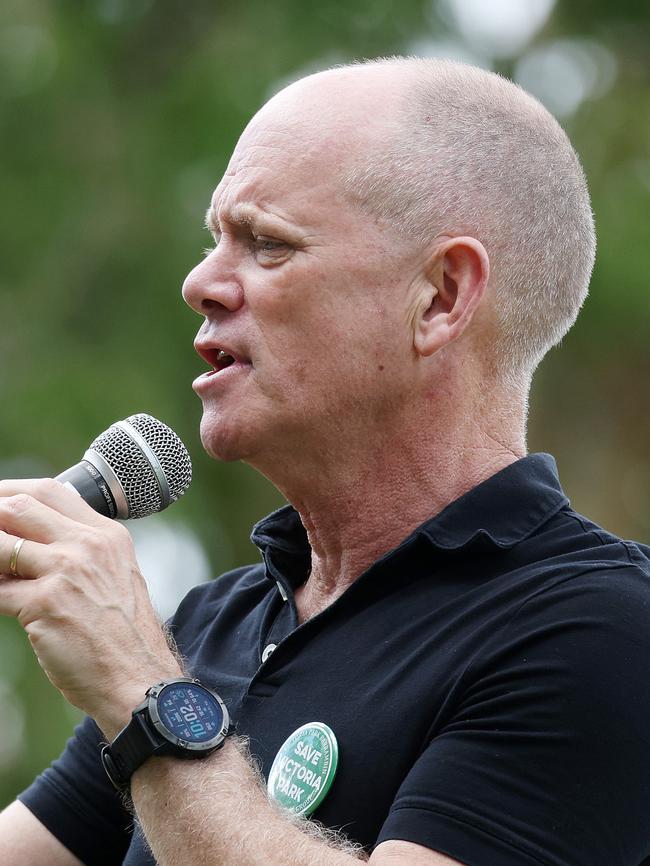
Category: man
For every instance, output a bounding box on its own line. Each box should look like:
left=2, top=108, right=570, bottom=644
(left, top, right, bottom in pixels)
left=0, top=57, right=648, bottom=866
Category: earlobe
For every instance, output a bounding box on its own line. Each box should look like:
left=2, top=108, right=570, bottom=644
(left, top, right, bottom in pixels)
left=413, top=236, right=489, bottom=358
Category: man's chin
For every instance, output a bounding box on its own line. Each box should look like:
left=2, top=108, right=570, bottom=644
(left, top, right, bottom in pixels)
left=199, top=413, right=254, bottom=463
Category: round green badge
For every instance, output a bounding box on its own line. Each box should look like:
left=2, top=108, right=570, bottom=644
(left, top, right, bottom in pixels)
left=267, top=722, right=339, bottom=816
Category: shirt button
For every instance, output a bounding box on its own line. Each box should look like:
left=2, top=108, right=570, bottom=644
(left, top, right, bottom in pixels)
left=261, top=643, right=277, bottom=663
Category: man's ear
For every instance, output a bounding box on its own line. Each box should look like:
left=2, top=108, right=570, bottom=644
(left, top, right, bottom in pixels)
left=413, top=236, right=490, bottom=357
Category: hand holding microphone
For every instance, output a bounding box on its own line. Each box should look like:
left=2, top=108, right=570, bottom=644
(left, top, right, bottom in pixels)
left=0, top=414, right=191, bottom=737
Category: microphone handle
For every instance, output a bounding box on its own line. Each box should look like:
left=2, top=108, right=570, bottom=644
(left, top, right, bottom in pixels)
left=56, top=461, right=117, bottom=519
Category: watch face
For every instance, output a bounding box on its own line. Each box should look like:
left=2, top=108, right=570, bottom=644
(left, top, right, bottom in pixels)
left=156, top=683, right=225, bottom=745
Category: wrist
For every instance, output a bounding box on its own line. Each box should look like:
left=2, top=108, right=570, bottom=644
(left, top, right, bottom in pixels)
left=101, top=676, right=231, bottom=791
left=96, top=663, right=184, bottom=740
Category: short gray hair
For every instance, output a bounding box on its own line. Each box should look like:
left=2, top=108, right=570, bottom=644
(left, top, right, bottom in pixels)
left=342, top=57, right=596, bottom=384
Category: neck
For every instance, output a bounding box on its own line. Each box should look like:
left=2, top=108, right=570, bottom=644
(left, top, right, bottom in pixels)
left=252, top=383, right=527, bottom=621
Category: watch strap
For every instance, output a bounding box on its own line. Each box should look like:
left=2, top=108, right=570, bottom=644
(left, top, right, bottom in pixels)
left=101, top=707, right=166, bottom=790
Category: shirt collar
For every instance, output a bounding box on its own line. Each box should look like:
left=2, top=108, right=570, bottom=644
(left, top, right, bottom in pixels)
left=251, top=453, right=568, bottom=568
left=418, top=453, right=568, bottom=549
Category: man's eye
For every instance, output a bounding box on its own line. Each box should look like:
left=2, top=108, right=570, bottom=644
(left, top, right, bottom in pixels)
left=255, top=237, right=285, bottom=253
left=254, top=236, right=292, bottom=265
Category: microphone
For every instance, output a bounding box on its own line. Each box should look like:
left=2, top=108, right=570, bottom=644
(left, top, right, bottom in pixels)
left=55, top=414, right=192, bottom=520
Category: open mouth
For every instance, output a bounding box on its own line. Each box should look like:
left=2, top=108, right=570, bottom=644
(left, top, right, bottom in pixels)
left=200, top=346, right=246, bottom=376
left=193, top=338, right=250, bottom=386
left=214, top=349, right=236, bottom=371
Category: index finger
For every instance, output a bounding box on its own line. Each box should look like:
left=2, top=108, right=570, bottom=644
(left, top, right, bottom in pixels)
left=0, top=478, right=110, bottom=528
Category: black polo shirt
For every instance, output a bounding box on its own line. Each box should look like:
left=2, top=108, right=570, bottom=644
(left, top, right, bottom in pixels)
left=19, top=454, right=650, bottom=866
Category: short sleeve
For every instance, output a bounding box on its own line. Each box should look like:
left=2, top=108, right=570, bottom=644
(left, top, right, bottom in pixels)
left=18, top=715, right=132, bottom=866
left=376, top=567, right=650, bottom=866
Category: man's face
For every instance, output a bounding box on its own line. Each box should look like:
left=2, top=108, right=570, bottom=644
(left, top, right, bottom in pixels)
left=182, top=101, right=422, bottom=469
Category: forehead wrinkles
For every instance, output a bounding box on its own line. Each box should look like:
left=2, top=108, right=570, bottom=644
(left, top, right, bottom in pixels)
left=211, top=169, right=294, bottom=229
left=231, top=110, right=359, bottom=183
left=226, top=120, right=319, bottom=177
left=212, top=128, right=351, bottom=227
left=212, top=130, right=309, bottom=218
left=227, top=139, right=295, bottom=177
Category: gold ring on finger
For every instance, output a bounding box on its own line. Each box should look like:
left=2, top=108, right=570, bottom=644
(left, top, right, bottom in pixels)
left=9, top=537, right=26, bottom=576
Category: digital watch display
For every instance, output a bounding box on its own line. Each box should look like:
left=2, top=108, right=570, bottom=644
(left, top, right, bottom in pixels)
left=101, top=677, right=230, bottom=790
left=149, top=681, right=228, bottom=749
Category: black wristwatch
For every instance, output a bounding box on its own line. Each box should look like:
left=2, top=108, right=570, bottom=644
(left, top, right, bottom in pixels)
left=101, top=677, right=230, bottom=791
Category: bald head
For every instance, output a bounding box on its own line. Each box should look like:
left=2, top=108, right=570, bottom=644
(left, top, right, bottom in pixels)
left=259, top=58, right=595, bottom=386
left=331, top=58, right=595, bottom=383
left=238, top=63, right=407, bottom=185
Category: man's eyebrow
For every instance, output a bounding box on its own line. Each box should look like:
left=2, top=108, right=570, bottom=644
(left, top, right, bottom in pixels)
left=205, top=203, right=259, bottom=231
left=205, top=202, right=301, bottom=235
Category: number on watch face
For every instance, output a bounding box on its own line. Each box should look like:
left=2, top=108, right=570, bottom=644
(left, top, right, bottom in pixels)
left=158, top=684, right=224, bottom=743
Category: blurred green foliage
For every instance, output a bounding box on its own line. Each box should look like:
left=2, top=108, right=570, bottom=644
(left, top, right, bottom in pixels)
left=0, top=0, right=648, bottom=806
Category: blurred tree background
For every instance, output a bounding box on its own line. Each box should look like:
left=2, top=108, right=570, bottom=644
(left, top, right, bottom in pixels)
left=0, top=0, right=648, bottom=804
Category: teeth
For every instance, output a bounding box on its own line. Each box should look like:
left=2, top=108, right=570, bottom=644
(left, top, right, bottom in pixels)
left=214, top=349, right=235, bottom=370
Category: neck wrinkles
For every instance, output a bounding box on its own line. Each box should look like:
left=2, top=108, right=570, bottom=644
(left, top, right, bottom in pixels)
left=250, top=387, right=527, bottom=621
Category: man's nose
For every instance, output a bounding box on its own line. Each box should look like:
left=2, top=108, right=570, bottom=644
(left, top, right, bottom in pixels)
left=181, top=246, right=245, bottom=315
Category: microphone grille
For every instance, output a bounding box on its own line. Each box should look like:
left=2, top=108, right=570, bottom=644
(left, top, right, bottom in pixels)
left=89, top=413, right=192, bottom=519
